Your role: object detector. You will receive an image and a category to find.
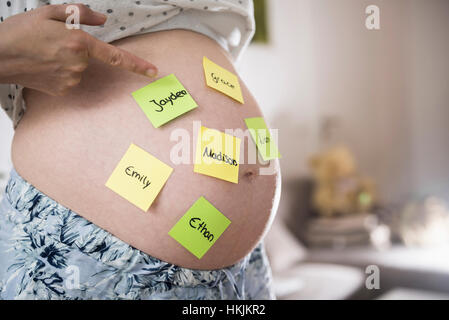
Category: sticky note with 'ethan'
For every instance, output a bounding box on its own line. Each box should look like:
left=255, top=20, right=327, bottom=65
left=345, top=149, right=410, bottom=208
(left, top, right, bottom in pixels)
left=168, top=197, right=231, bottom=259
left=244, top=117, right=281, bottom=161
left=132, top=74, right=198, bottom=128
left=194, top=126, right=241, bottom=184
left=203, top=56, right=244, bottom=104
left=105, top=143, right=173, bottom=212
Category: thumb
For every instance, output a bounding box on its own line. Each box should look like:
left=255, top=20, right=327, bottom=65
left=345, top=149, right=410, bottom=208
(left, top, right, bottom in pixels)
left=43, top=3, right=107, bottom=26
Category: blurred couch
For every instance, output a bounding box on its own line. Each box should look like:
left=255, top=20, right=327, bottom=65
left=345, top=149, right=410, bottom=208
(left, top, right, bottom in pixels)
left=264, top=178, right=366, bottom=299
left=265, top=217, right=365, bottom=299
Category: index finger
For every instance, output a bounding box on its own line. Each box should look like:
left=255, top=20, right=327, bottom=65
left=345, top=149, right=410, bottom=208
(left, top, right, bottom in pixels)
left=85, top=33, right=158, bottom=78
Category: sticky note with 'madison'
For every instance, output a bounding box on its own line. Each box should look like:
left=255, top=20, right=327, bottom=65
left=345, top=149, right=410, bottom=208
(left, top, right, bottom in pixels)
left=168, top=197, right=231, bottom=259
left=105, top=143, right=173, bottom=212
left=132, top=74, right=198, bottom=128
left=244, top=117, right=281, bottom=161
left=194, top=126, right=241, bottom=184
left=203, top=56, right=244, bottom=104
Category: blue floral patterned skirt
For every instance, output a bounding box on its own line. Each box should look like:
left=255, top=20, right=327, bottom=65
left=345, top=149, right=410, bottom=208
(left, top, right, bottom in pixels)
left=0, top=169, right=274, bottom=300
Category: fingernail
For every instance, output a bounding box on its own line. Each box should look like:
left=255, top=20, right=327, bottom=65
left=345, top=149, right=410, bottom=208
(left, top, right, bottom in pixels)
left=146, top=68, right=158, bottom=78
left=95, top=12, right=107, bottom=20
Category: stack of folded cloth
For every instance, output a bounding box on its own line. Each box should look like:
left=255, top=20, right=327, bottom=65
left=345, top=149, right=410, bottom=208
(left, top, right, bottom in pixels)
left=304, top=213, right=380, bottom=249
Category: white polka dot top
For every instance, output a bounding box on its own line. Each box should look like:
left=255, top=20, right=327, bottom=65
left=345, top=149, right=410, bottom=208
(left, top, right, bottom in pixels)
left=0, top=0, right=255, bottom=128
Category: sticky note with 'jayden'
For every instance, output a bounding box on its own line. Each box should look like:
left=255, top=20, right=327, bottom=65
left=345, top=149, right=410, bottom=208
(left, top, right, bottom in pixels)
left=132, top=74, right=198, bottom=128
left=244, top=117, right=281, bottom=161
left=203, top=56, right=244, bottom=104
left=194, top=126, right=241, bottom=184
left=105, top=143, right=173, bottom=212
left=168, top=196, right=231, bottom=259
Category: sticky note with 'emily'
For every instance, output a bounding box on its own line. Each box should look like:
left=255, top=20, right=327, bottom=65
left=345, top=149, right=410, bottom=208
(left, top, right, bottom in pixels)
left=132, top=74, right=198, bottom=128
left=194, top=126, right=241, bottom=184
left=244, top=117, right=281, bottom=161
left=105, top=143, right=173, bottom=212
left=203, top=56, right=244, bottom=104
left=168, top=197, right=231, bottom=259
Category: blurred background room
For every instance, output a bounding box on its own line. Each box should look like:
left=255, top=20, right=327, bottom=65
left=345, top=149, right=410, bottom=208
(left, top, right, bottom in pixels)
left=1, top=0, right=449, bottom=300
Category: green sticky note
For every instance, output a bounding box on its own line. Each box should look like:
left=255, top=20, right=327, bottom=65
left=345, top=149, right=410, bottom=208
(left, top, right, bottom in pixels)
left=244, top=117, right=281, bottom=161
left=168, top=197, right=231, bottom=259
left=132, top=74, right=198, bottom=128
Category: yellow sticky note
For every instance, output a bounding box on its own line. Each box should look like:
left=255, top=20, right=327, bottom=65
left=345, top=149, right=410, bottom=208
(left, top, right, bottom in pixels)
left=203, top=56, right=244, bottom=104
left=105, top=144, right=173, bottom=212
left=168, top=197, right=231, bottom=259
left=194, top=126, right=241, bottom=184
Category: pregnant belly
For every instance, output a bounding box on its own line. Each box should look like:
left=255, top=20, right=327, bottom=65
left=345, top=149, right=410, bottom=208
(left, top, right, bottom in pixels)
left=11, top=30, right=280, bottom=270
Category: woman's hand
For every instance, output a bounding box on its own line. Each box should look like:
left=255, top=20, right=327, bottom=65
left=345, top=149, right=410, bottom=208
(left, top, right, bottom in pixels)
left=0, top=4, right=158, bottom=96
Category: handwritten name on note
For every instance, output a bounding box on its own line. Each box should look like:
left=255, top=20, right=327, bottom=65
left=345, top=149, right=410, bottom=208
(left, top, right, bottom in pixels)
left=132, top=74, right=198, bottom=128
left=168, top=197, right=231, bottom=259
left=194, top=126, right=241, bottom=184
left=150, top=89, right=188, bottom=112
left=105, top=144, right=173, bottom=212
left=244, top=117, right=281, bottom=161
left=125, top=166, right=152, bottom=190
left=202, top=147, right=239, bottom=167
left=203, top=57, right=244, bottom=104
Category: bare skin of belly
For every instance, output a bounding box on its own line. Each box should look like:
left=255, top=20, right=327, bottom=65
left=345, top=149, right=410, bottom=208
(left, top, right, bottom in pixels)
left=11, top=30, right=280, bottom=270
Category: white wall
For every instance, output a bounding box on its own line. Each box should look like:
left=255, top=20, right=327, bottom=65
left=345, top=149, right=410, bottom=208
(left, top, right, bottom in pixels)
left=239, top=0, right=449, bottom=204
left=407, top=1, right=449, bottom=201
